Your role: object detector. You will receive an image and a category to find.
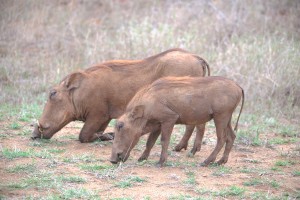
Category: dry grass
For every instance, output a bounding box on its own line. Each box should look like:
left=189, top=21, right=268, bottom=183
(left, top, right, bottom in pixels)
left=0, top=0, right=299, bottom=120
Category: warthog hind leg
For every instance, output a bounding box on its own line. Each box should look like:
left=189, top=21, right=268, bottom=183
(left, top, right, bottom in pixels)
left=201, top=114, right=230, bottom=166
left=189, top=124, right=205, bottom=156
left=174, top=125, right=195, bottom=151
left=217, top=122, right=236, bottom=165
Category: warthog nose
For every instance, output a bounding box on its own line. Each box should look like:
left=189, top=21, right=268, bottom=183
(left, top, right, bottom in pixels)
left=117, top=153, right=122, bottom=159
left=110, top=160, right=118, bottom=164
left=110, top=153, right=122, bottom=164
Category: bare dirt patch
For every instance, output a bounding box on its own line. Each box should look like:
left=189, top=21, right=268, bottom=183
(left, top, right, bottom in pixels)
left=0, top=121, right=299, bottom=199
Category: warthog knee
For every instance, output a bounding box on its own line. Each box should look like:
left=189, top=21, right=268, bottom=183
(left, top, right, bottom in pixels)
left=79, top=135, right=91, bottom=143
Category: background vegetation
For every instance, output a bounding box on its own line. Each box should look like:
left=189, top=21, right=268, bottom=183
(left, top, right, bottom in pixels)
left=1, top=0, right=299, bottom=120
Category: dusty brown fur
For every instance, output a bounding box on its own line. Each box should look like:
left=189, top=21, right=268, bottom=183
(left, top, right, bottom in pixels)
left=111, top=76, right=244, bottom=166
left=31, top=48, right=210, bottom=142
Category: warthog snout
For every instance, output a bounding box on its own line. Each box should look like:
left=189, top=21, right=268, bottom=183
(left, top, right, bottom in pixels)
left=31, top=124, right=41, bottom=140
left=31, top=122, right=51, bottom=140
left=110, top=158, right=119, bottom=164
left=110, top=152, right=127, bottom=164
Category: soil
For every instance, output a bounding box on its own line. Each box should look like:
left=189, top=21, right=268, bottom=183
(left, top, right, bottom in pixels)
left=0, top=121, right=299, bottom=199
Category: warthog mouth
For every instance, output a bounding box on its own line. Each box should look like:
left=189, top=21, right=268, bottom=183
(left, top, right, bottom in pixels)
left=31, top=121, right=51, bottom=140
left=110, top=139, right=136, bottom=164
left=110, top=159, right=120, bottom=164
left=110, top=154, right=122, bottom=164
left=110, top=152, right=129, bottom=164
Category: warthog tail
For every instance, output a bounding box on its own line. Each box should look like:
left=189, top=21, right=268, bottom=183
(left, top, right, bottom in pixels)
left=195, top=56, right=210, bottom=76
left=234, top=88, right=244, bottom=131
left=204, top=60, right=210, bottom=76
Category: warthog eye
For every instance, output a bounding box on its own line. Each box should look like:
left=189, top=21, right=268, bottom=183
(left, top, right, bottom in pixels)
left=49, top=90, right=57, bottom=99
left=116, top=121, right=124, bottom=131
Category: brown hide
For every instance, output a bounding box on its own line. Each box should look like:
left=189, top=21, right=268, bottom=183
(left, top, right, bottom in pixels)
left=111, top=76, right=244, bottom=166
left=32, top=48, right=210, bottom=142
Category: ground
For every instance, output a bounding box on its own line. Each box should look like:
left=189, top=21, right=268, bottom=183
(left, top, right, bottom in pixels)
left=0, top=120, right=299, bottom=200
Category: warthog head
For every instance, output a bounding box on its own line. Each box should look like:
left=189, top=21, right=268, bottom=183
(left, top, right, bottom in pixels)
left=31, top=73, right=83, bottom=140
left=110, top=105, right=147, bottom=164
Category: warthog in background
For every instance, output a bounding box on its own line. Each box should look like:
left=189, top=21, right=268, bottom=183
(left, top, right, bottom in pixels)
left=111, top=76, right=244, bottom=167
left=32, top=48, right=210, bottom=143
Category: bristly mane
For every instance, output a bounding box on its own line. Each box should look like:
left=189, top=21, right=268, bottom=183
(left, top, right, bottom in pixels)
left=144, top=48, right=188, bottom=61
left=85, top=48, right=188, bottom=73
left=151, top=76, right=229, bottom=91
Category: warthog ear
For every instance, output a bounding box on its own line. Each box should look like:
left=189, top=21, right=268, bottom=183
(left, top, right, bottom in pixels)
left=63, top=72, right=84, bottom=91
left=130, top=105, right=144, bottom=119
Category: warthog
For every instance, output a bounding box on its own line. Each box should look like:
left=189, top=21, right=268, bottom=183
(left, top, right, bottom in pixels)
left=110, top=76, right=244, bottom=167
left=32, top=48, right=210, bottom=143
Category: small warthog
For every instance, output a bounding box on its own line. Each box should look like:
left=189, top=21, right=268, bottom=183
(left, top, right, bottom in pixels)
left=32, top=48, right=210, bottom=143
left=110, top=76, right=244, bottom=167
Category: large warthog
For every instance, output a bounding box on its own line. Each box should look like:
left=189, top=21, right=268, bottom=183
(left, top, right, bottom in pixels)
left=32, top=48, right=210, bottom=143
left=110, top=76, right=244, bottom=167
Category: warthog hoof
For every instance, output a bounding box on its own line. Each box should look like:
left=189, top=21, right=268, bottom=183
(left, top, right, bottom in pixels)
left=174, top=143, right=188, bottom=152
left=98, top=132, right=114, bottom=141
left=138, top=154, right=148, bottom=162
left=190, top=146, right=200, bottom=155
left=216, top=157, right=228, bottom=165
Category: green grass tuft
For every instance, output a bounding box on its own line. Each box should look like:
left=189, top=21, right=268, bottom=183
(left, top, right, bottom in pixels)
left=214, top=186, right=246, bottom=197
left=115, top=176, right=146, bottom=188
left=269, top=180, right=280, bottom=188
left=48, top=148, right=66, bottom=154
left=211, top=165, right=232, bottom=176
left=292, top=171, right=300, bottom=176
left=184, top=171, right=197, bottom=185
left=79, top=164, right=113, bottom=172
left=1, top=148, right=31, bottom=159
left=10, top=122, right=21, bottom=130
left=168, top=194, right=204, bottom=200
left=243, top=178, right=263, bottom=186
left=115, top=180, right=132, bottom=188
left=6, top=162, right=36, bottom=173
left=58, top=176, right=87, bottom=183
left=55, top=188, right=100, bottom=200
left=275, top=160, right=290, bottom=167
left=271, top=166, right=282, bottom=172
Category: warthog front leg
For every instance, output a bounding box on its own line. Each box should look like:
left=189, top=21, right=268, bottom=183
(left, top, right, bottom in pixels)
left=79, top=117, right=111, bottom=143
left=158, top=121, right=176, bottom=167
left=138, top=127, right=161, bottom=162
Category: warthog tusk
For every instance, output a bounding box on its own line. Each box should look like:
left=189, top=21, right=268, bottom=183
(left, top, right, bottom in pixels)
left=37, top=120, right=43, bottom=133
